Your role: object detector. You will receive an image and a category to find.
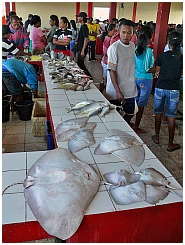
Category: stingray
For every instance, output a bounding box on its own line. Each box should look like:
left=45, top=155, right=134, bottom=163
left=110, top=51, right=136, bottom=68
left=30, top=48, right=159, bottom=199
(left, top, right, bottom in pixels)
left=94, top=129, right=145, bottom=167
left=23, top=148, right=100, bottom=240
left=135, top=168, right=175, bottom=188
left=103, top=170, right=141, bottom=187
left=57, top=122, right=97, bottom=142
left=109, top=181, right=146, bottom=205
left=55, top=117, right=89, bottom=136
left=68, top=128, right=96, bottom=153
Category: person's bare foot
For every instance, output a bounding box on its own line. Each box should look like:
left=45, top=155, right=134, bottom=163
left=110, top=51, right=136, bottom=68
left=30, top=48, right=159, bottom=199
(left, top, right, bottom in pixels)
left=134, top=128, right=148, bottom=134
left=152, top=135, right=159, bottom=144
left=167, top=144, right=181, bottom=152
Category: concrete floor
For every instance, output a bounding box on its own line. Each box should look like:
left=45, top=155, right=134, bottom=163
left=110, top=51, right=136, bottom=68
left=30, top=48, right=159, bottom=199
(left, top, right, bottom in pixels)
left=2, top=55, right=183, bottom=243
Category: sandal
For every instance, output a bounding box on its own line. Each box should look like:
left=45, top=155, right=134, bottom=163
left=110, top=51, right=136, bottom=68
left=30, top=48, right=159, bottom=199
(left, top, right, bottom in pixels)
left=167, top=144, right=181, bottom=152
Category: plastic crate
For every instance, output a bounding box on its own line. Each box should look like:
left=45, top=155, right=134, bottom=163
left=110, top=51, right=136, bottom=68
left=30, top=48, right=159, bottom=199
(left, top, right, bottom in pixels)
left=31, top=100, right=46, bottom=136
left=46, top=120, right=54, bottom=150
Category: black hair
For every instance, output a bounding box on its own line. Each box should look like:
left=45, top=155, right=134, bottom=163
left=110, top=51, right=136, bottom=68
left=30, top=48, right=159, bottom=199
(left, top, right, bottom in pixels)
left=31, top=15, right=41, bottom=26
left=119, top=18, right=126, bottom=24
left=10, top=15, right=19, bottom=22
left=111, top=18, right=118, bottom=24
left=60, top=16, right=70, bottom=28
left=135, top=25, right=153, bottom=57
left=50, top=15, right=59, bottom=27
left=119, top=19, right=135, bottom=28
left=168, top=30, right=183, bottom=59
left=8, top=11, right=16, bottom=18
left=70, top=20, right=77, bottom=31
left=107, top=23, right=116, bottom=32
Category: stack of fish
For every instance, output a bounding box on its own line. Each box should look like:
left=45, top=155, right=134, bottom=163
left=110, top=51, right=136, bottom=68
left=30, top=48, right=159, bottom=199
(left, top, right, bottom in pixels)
left=45, top=58, right=93, bottom=91
left=94, top=129, right=145, bottom=167
left=67, top=100, right=121, bottom=117
left=103, top=168, right=182, bottom=205
left=55, top=117, right=97, bottom=153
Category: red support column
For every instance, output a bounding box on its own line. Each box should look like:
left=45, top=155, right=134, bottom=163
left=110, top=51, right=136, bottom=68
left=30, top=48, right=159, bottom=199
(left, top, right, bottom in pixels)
left=153, top=2, right=171, bottom=60
left=88, top=2, right=93, bottom=18
left=5, top=2, right=10, bottom=17
left=109, top=2, right=117, bottom=22
left=132, top=2, right=137, bottom=23
left=11, top=2, right=16, bottom=12
left=76, top=2, right=80, bottom=21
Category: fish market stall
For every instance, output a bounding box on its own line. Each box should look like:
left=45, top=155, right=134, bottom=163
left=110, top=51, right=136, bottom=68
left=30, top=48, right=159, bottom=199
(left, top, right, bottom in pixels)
left=2, top=59, right=183, bottom=243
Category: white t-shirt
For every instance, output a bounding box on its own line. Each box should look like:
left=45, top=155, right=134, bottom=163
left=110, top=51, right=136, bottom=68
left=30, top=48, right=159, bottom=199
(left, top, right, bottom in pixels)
left=27, top=24, right=33, bottom=40
left=105, top=40, right=137, bottom=100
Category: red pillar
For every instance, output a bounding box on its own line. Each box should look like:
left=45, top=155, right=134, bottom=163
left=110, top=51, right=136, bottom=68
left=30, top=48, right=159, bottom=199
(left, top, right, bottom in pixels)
left=153, top=2, right=171, bottom=60
left=76, top=2, right=80, bottom=21
left=132, top=2, right=137, bottom=23
left=109, top=2, right=117, bottom=22
left=5, top=2, right=10, bottom=17
left=88, top=2, right=93, bottom=18
left=11, top=2, right=16, bottom=12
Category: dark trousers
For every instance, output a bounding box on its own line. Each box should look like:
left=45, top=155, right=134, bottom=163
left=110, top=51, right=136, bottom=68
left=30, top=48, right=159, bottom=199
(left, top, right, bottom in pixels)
left=88, top=41, right=96, bottom=60
left=77, top=52, right=92, bottom=77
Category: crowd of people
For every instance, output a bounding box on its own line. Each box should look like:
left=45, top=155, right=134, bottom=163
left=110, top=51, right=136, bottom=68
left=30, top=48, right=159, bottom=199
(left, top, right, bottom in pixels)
left=2, top=10, right=183, bottom=152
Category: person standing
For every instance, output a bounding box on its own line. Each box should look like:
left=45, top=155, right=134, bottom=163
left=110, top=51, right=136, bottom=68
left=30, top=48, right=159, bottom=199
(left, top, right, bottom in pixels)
left=9, top=15, right=30, bottom=51
left=87, top=17, right=98, bottom=61
left=69, top=19, right=77, bottom=51
left=75, top=12, right=92, bottom=77
left=133, top=25, right=155, bottom=134
left=45, top=15, right=59, bottom=53
left=24, top=14, right=33, bottom=32
left=152, top=30, right=183, bottom=152
left=53, top=16, right=72, bottom=53
left=106, top=19, right=137, bottom=125
left=30, top=15, right=47, bottom=55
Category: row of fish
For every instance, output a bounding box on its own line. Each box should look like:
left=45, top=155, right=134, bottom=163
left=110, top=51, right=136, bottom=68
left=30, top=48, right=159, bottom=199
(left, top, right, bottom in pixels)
left=103, top=168, right=182, bottom=205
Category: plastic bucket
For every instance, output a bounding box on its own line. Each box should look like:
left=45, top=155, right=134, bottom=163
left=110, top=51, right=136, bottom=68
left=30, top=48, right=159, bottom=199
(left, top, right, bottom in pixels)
left=23, top=91, right=33, bottom=100
left=16, top=100, right=34, bottom=121
left=2, top=100, right=10, bottom=123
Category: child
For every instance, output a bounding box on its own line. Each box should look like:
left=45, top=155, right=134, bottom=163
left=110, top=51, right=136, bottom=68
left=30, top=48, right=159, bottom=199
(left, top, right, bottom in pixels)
left=133, top=25, right=155, bottom=134
left=99, top=23, right=116, bottom=93
left=152, top=30, right=183, bottom=152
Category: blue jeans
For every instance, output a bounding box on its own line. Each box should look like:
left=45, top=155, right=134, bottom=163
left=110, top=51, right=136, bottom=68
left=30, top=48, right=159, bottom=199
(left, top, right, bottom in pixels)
left=136, top=78, right=153, bottom=106
left=154, top=88, right=179, bottom=118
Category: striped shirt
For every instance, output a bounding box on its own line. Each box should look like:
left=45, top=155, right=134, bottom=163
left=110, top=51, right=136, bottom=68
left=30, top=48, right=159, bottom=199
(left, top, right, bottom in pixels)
left=2, top=37, right=19, bottom=58
left=9, top=24, right=30, bottom=51
left=53, top=28, right=72, bottom=50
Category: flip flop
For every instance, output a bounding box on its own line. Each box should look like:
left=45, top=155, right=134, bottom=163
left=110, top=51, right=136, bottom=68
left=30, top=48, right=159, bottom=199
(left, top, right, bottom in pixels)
left=152, top=135, right=159, bottom=144
left=167, top=144, right=181, bottom=152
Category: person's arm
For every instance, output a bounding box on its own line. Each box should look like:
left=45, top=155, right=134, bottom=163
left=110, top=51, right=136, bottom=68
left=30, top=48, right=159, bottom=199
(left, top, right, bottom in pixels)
left=180, top=69, right=183, bottom=77
left=81, top=37, right=88, bottom=57
left=40, top=35, right=47, bottom=44
left=147, top=66, right=156, bottom=74
left=155, top=66, right=161, bottom=78
left=16, top=50, right=32, bottom=56
left=109, top=70, right=124, bottom=102
left=53, top=37, right=71, bottom=46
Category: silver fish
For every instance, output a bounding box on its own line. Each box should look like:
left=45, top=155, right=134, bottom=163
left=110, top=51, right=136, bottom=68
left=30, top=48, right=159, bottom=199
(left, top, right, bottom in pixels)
left=109, top=181, right=146, bottom=205
left=67, top=100, right=95, bottom=113
left=74, top=101, right=105, bottom=116
left=24, top=148, right=100, bottom=240
left=68, top=129, right=96, bottom=153
left=55, top=117, right=89, bottom=135
left=57, top=122, right=97, bottom=142
left=100, top=106, right=110, bottom=117
left=103, top=170, right=141, bottom=187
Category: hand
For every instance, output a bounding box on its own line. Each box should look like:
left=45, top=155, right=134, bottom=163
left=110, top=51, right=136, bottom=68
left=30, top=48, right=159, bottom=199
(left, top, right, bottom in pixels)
left=81, top=50, right=85, bottom=57
left=27, top=52, right=32, bottom=57
left=116, top=90, right=124, bottom=103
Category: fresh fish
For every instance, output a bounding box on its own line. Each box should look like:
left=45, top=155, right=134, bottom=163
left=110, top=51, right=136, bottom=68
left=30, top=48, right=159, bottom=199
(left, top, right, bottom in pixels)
left=109, top=181, right=146, bottom=205
left=103, top=170, right=141, bottom=187
left=100, top=106, right=110, bottom=117
left=67, top=100, right=95, bottom=113
left=56, top=83, right=79, bottom=90
left=55, top=117, right=89, bottom=135
left=94, top=135, right=135, bottom=155
left=68, top=129, right=96, bottom=153
left=57, top=122, right=97, bottom=142
left=135, top=168, right=173, bottom=188
left=24, top=148, right=100, bottom=240
left=112, top=144, right=145, bottom=167
left=75, top=101, right=106, bottom=117
left=145, top=185, right=169, bottom=204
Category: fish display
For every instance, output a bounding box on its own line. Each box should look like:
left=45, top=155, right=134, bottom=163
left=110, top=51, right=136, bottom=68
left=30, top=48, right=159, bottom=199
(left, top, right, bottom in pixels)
left=24, top=148, right=100, bottom=240
left=68, top=128, right=96, bottom=153
left=94, top=129, right=145, bottom=167
left=103, top=168, right=182, bottom=205
left=67, top=100, right=95, bottom=113
left=55, top=117, right=89, bottom=135
left=57, top=122, right=97, bottom=142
